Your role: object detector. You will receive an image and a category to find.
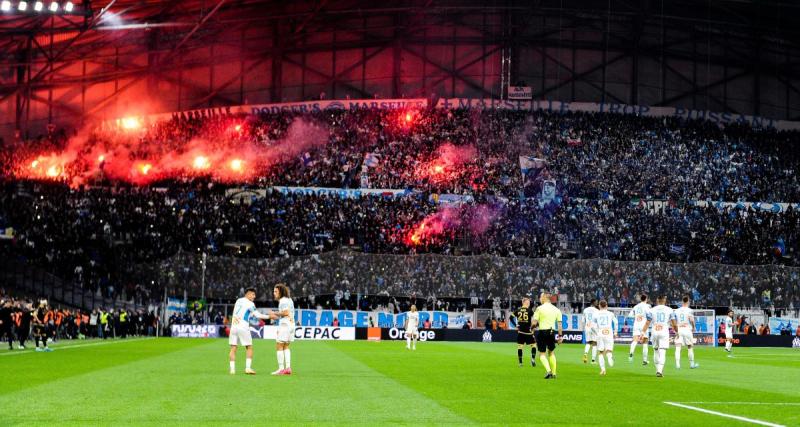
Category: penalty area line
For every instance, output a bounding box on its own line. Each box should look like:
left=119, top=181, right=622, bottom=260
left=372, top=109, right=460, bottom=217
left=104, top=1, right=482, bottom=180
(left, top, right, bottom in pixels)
left=663, top=402, right=786, bottom=427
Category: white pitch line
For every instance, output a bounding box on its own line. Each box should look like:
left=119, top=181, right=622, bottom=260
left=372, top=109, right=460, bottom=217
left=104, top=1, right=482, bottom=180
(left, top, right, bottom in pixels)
left=664, top=402, right=786, bottom=427
left=678, top=402, right=800, bottom=406
left=0, top=337, right=154, bottom=356
left=732, top=355, right=800, bottom=358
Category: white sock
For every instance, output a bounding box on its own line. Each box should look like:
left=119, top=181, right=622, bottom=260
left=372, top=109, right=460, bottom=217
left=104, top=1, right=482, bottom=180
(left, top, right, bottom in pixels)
left=284, top=349, right=291, bottom=368
left=598, top=353, right=606, bottom=371
left=591, top=346, right=597, bottom=361
left=725, top=341, right=732, bottom=351
left=688, top=348, right=695, bottom=364
left=246, top=358, right=252, bottom=370
left=607, top=353, right=614, bottom=367
left=653, top=348, right=660, bottom=365
left=675, top=345, right=682, bottom=367
left=657, top=349, right=666, bottom=373
left=412, top=339, right=416, bottom=349
left=406, top=336, right=411, bottom=348
left=643, top=343, right=649, bottom=361
left=539, top=354, right=551, bottom=373
left=229, top=361, right=235, bottom=372
left=629, top=340, right=637, bottom=355
left=277, top=351, right=285, bottom=370
left=584, top=344, right=591, bottom=354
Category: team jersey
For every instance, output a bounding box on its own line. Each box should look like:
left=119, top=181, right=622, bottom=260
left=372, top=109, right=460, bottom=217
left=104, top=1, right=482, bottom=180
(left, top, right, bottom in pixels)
left=33, top=308, right=47, bottom=324
left=583, top=306, right=599, bottom=330
left=723, top=316, right=734, bottom=334
left=629, top=302, right=652, bottom=328
left=646, top=305, right=676, bottom=335
left=406, top=311, right=419, bottom=330
left=278, top=297, right=295, bottom=326
left=592, top=310, right=618, bottom=337
left=533, top=303, right=562, bottom=331
left=231, top=298, right=257, bottom=328
left=674, top=307, right=694, bottom=332
left=513, top=306, right=535, bottom=334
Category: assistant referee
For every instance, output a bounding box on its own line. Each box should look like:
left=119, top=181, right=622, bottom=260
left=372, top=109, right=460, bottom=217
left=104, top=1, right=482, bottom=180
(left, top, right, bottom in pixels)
left=532, top=292, right=563, bottom=379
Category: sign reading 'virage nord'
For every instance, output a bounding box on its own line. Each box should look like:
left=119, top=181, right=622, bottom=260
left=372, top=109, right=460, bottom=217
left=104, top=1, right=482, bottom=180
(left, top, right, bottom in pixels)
left=277, top=309, right=471, bottom=329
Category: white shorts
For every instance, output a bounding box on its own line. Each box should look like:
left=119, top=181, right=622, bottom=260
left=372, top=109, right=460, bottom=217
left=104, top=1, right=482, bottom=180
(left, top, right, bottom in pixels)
left=725, top=331, right=733, bottom=339
left=406, top=328, right=419, bottom=338
left=632, top=324, right=649, bottom=338
left=229, top=326, right=252, bottom=347
left=277, top=324, right=295, bottom=343
left=585, top=328, right=597, bottom=343
left=597, top=334, right=614, bottom=352
left=651, top=333, right=670, bottom=350
left=676, top=330, right=694, bottom=346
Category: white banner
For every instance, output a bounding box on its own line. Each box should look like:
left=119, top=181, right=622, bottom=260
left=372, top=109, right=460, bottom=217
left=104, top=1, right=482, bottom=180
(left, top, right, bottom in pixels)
left=261, top=326, right=356, bottom=341
left=689, top=200, right=800, bottom=214
left=112, top=97, right=800, bottom=132
left=434, top=98, right=800, bottom=131
left=272, top=186, right=409, bottom=199
left=768, top=317, right=799, bottom=335
left=508, top=86, right=532, bottom=100
left=224, top=187, right=410, bottom=202
left=144, top=99, right=427, bottom=122
left=171, top=324, right=220, bottom=338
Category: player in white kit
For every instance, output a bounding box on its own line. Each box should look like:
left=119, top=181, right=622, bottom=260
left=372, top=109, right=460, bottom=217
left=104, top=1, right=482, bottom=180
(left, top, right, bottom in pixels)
left=640, top=295, right=677, bottom=377
left=723, top=309, right=735, bottom=357
left=674, top=296, right=698, bottom=369
left=582, top=300, right=599, bottom=364
left=269, top=284, right=295, bottom=375
left=404, top=305, right=420, bottom=350
left=592, top=300, right=618, bottom=376
left=229, top=288, right=270, bottom=375
left=628, top=294, right=652, bottom=365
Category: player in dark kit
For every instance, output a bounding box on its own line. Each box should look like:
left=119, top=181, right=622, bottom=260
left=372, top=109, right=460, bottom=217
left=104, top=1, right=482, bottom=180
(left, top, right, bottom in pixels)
left=0, top=299, right=14, bottom=350
left=17, top=304, right=31, bottom=349
left=32, top=300, right=53, bottom=352
left=512, top=297, right=537, bottom=367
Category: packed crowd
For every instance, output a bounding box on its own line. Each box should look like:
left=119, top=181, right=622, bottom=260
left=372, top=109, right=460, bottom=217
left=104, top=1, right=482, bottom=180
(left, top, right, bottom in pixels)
left=2, top=108, right=799, bottom=201
left=3, top=182, right=798, bottom=266
left=136, top=248, right=799, bottom=309
left=1, top=107, right=799, bottom=308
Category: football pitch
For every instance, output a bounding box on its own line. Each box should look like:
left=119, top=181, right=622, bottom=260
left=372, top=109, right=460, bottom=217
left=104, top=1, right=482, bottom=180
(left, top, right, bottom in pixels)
left=1, top=338, right=799, bottom=426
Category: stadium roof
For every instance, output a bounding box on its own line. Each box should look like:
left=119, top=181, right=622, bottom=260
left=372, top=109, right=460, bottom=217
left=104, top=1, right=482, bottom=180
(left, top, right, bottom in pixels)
left=2, top=0, right=799, bottom=55
left=1, top=0, right=799, bottom=131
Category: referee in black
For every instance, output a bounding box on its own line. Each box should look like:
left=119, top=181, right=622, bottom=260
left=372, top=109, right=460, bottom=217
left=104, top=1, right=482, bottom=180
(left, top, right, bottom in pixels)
left=512, top=297, right=536, bottom=367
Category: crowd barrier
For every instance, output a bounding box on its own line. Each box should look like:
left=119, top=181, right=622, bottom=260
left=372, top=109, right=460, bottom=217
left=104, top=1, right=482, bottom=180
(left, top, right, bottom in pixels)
left=724, top=334, right=800, bottom=348
left=169, top=324, right=586, bottom=344
left=170, top=324, right=800, bottom=349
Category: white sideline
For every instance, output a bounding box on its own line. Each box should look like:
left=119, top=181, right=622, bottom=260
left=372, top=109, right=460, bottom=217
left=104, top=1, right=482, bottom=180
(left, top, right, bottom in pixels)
left=678, top=402, right=800, bottom=406
left=0, top=337, right=154, bottom=356
left=664, top=402, right=786, bottom=427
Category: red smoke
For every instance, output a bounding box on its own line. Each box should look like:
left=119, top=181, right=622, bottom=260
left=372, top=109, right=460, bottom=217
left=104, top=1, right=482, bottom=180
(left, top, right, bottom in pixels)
left=405, top=203, right=503, bottom=246
left=407, top=206, right=462, bottom=246
left=15, top=118, right=328, bottom=187
left=416, top=143, right=477, bottom=184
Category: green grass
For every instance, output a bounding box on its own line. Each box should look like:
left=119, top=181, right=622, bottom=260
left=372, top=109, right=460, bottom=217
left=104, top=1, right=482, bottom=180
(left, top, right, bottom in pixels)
left=1, top=338, right=799, bottom=426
